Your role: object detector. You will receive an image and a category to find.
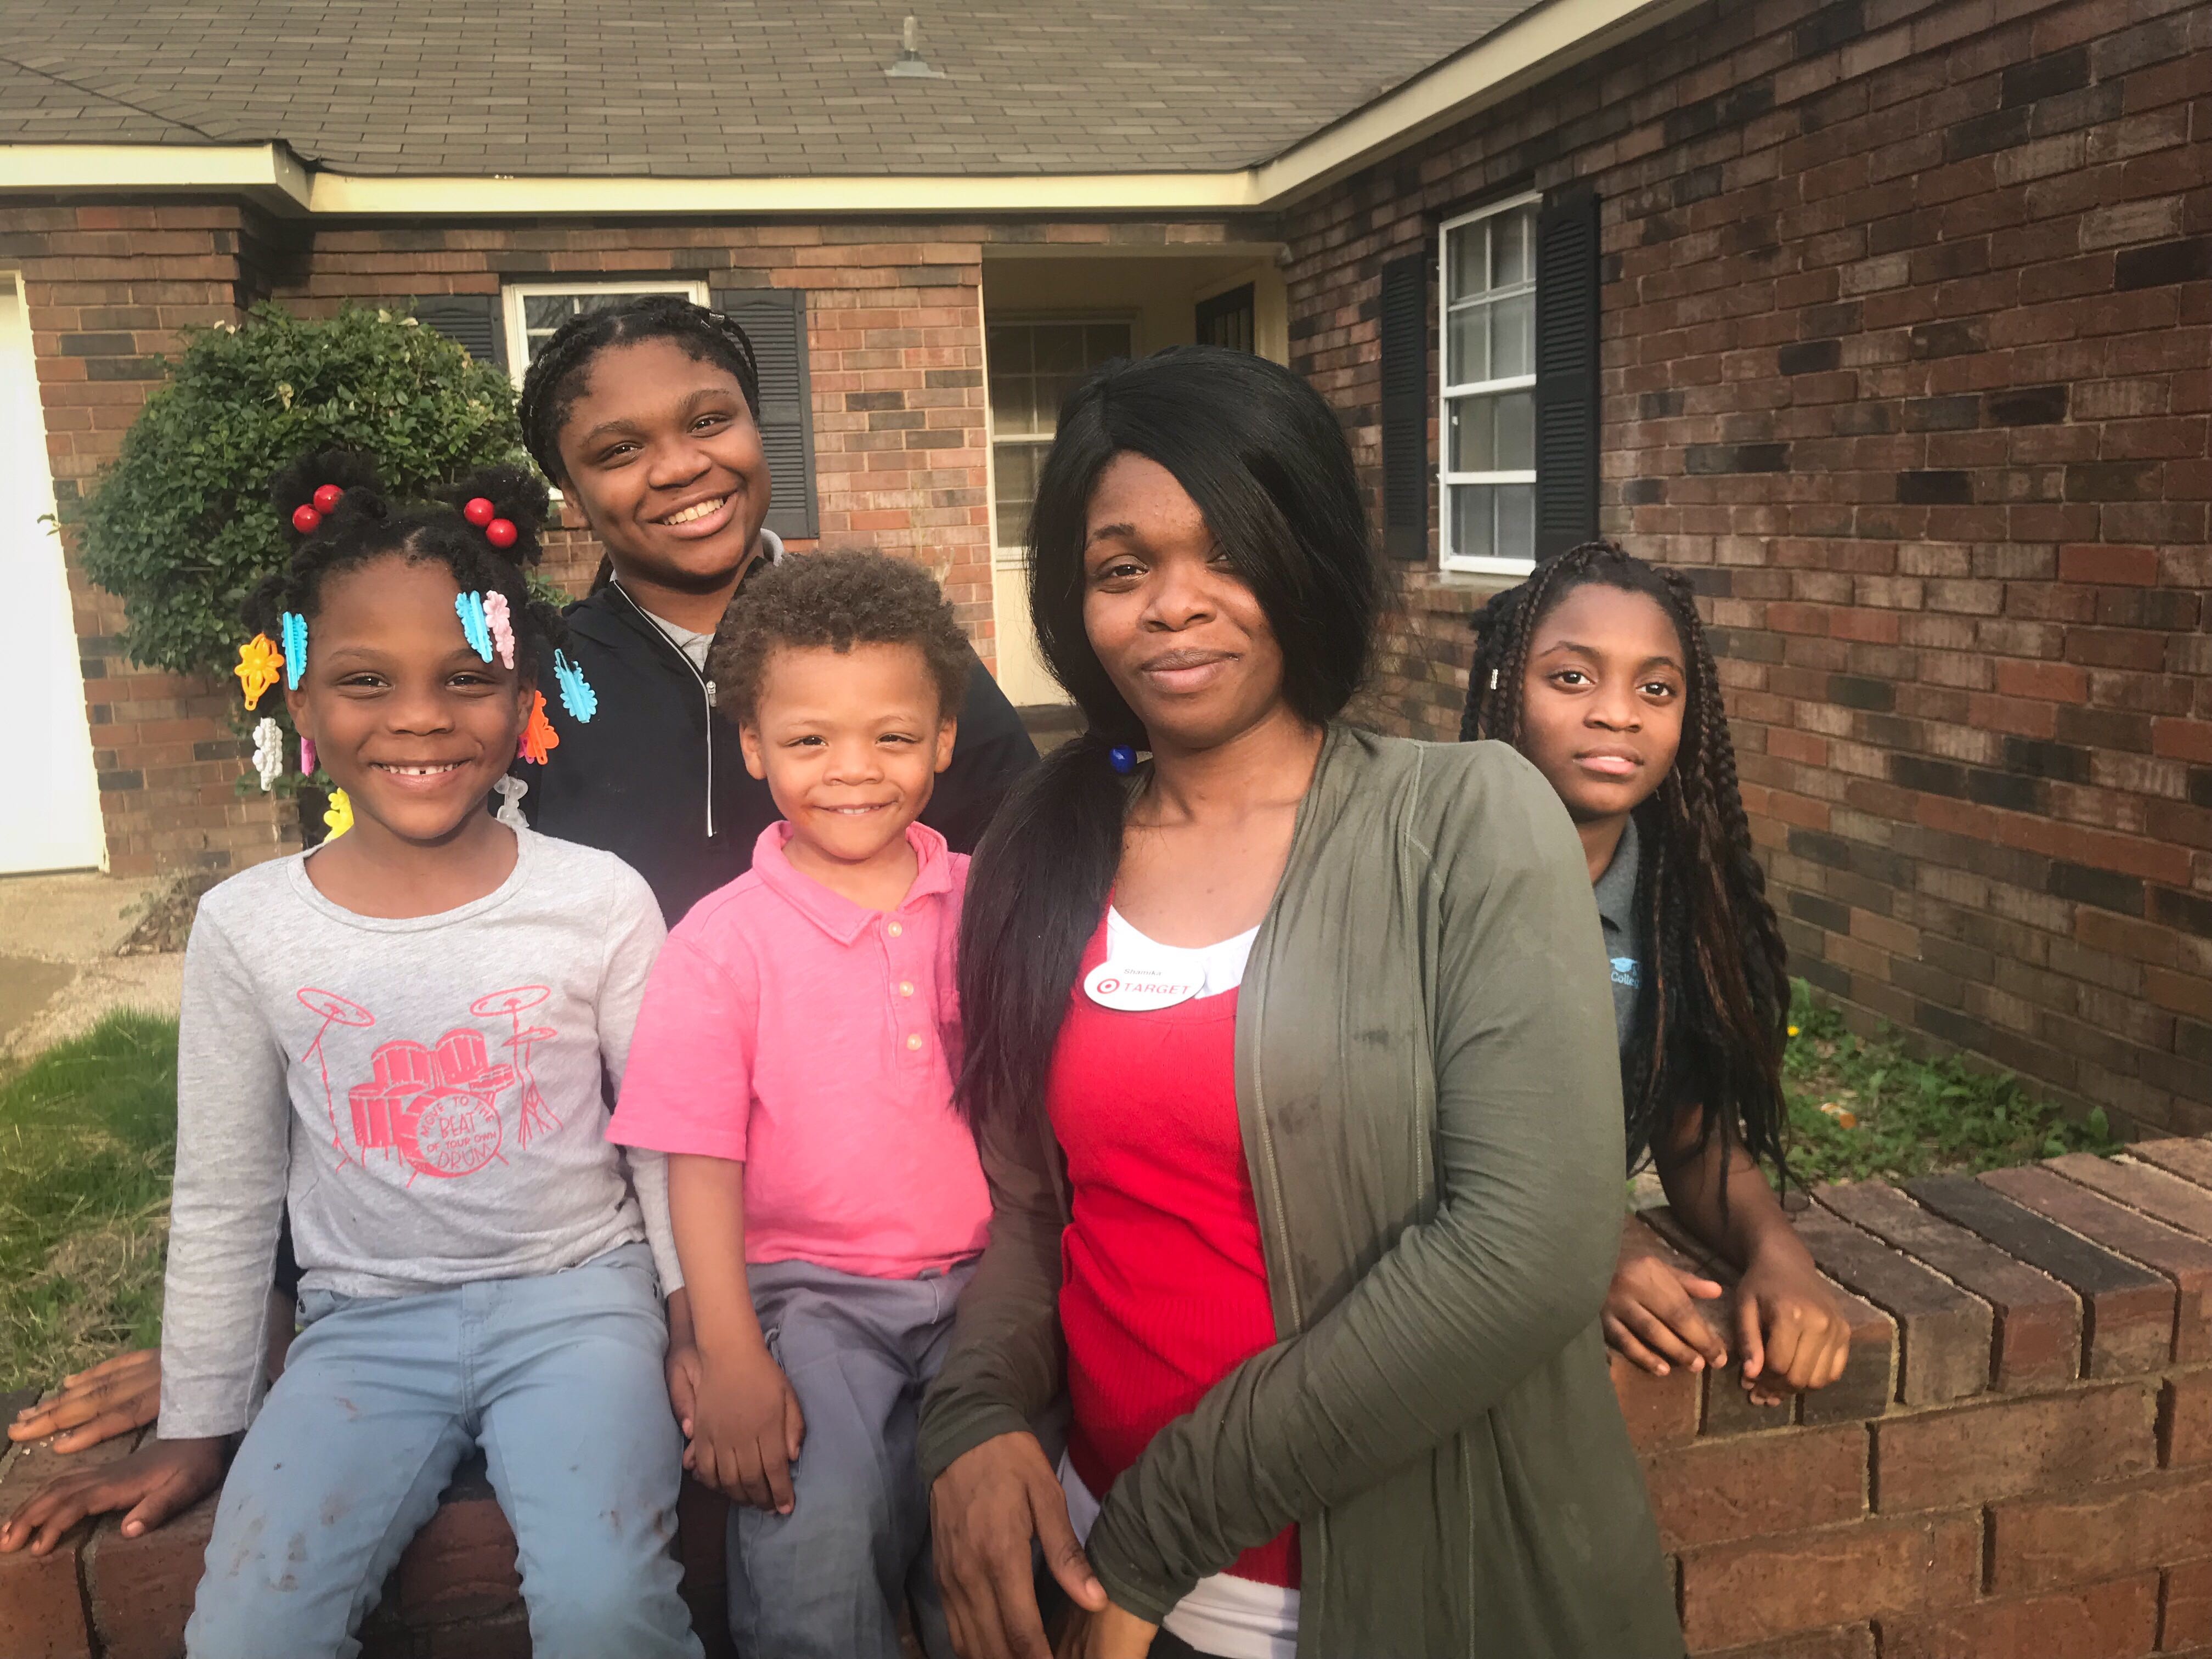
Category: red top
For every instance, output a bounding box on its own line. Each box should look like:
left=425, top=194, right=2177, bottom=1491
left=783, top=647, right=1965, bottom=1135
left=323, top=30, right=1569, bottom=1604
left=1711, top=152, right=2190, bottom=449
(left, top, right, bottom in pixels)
left=1048, top=913, right=1299, bottom=1589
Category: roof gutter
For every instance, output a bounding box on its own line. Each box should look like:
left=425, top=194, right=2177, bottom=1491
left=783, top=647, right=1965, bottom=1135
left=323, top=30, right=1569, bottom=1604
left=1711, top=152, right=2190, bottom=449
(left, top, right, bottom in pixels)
left=0, top=0, right=1691, bottom=218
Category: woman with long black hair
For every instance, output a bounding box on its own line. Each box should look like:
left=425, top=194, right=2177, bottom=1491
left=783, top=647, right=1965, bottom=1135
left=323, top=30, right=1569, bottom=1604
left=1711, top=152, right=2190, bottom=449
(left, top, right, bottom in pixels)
left=918, top=347, right=1679, bottom=1659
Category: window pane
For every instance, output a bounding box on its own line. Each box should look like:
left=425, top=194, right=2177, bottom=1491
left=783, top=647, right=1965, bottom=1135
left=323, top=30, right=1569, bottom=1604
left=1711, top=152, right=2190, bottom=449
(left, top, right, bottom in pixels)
left=1086, top=323, right=1131, bottom=364
left=1450, top=484, right=1493, bottom=563
left=1447, top=223, right=1488, bottom=301
left=989, top=376, right=1035, bottom=437
left=1448, top=395, right=1493, bottom=472
left=1035, top=324, right=1086, bottom=373
left=1447, top=305, right=1487, bottom=386
left=1492, top=209, right=1530, bottom=289
left=1496, top=484, right=1535, bottom=562
left=1494, top=389, right=1535, bottom=472
left=988, top=326, right=1032, bottom=374
left=525, top=294, right=577, bottom=330
left=993, top=443, right=1037, bottom=546
left=1492, top=292, right=1533, bottom=380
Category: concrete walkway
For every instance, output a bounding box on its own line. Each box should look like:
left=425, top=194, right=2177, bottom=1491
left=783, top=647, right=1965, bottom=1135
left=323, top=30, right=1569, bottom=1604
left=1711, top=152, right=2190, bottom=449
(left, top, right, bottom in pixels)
left=0, top=870, right=183, bottom=1057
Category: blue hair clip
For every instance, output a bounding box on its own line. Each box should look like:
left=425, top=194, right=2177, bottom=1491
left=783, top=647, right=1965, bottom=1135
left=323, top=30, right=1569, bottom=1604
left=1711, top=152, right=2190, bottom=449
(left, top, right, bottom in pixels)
left=552, top=650, right=598, bottom=723
left=1108, top=744, right=1138, bottom=775
left=280, top=611, right=308, bottom=689
left=454, top=592, right=493, bottom=662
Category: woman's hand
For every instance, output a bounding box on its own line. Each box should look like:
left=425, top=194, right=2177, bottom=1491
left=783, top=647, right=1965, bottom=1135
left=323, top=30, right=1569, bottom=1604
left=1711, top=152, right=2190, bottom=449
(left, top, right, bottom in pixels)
left=1734, top=1246, right=1850, bottom=1406
left=933, top=1431, right=1108, bottom=1659
left=8, top=1350, right=162, bottom=1453
left=0, top=1436, right=226, bottom=1555
left=1601, top=1253, right=1728, bottom=1377
left=1055, top=1602, right=1159, bottom=1659
left=686, top=1341, right=804, bottom=1513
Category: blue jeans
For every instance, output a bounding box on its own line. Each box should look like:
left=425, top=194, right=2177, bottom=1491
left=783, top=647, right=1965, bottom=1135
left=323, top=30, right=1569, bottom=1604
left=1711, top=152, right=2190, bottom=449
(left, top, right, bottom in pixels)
left=727, top=1257, right=974, bottom=1659
left=184, top=1242, right=700, bottom=1659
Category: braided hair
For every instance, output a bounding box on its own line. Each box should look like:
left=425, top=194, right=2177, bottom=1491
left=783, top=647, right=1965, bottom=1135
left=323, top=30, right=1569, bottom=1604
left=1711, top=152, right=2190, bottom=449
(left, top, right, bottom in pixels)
left=1460, top=540, right=1791, bottom=1185
left=516, top=295, right=761, bottom=487
left=251, top=448, right=566, bottom=687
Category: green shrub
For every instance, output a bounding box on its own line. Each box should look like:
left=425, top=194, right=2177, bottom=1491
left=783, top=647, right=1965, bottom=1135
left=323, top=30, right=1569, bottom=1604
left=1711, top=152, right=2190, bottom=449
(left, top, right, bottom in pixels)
left=77, top=302, right=524, bottom=685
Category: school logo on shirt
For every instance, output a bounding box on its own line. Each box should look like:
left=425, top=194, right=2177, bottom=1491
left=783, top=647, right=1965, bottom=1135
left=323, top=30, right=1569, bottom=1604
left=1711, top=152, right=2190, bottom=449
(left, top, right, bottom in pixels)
left=1611, top=956, right=1641, bottom=989
left=297, top=984, right=559, bottom=1183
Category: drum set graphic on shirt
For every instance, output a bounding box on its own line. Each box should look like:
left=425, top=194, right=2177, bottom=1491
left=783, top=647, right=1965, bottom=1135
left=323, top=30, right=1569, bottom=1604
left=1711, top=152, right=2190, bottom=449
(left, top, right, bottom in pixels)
left=295, top=985, right=561, bottom=1182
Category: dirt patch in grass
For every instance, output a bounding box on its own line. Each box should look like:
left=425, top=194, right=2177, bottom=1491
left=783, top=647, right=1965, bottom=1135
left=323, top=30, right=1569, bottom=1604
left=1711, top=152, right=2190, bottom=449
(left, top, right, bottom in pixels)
left=1782, top=986, right=2119, bottom=1189
left=0, top=1011, right=177, bottom=1390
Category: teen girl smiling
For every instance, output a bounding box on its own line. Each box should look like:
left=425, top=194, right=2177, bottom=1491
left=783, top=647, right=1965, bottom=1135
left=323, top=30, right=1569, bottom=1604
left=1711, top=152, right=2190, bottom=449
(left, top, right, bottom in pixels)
left=1460, top=541, right=1848, bottom=1402
left=920, top=348, right=1678, bottom=1659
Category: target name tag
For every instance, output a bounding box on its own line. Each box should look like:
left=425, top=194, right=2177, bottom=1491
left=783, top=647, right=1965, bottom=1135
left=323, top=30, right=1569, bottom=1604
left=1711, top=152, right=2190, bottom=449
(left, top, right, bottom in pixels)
left=1083, top=961, right=1201, bottom=1011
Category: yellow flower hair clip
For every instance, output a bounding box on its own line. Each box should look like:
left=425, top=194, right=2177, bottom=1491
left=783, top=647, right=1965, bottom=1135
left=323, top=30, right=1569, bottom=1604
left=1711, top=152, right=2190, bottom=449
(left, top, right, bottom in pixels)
left=322, top=788, right=354, bottom=840
left=235, top=633, right=285, bottom=710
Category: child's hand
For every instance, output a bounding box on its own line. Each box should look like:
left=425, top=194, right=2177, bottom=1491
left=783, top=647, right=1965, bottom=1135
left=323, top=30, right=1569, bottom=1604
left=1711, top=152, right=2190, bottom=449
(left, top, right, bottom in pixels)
left=8, top=1350, right=161, bottom=1453
left=1601, top=1253, right=1729, bottom=1376
left=0, top=1436, right=226, bottom=1555
left=1056, top=1601, right=1159, bottom=1658
left=667, top=1341, right=703, bottom=1439
left=1734, top=1251, right=1850, bottom=1406
left=687, top=1343, right=805, bottom=1514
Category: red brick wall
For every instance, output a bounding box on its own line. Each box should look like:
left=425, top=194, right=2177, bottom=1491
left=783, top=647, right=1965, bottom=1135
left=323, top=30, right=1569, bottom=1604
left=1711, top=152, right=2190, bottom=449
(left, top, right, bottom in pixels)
left=1286, top=0, right=2212, bottom=1135
left=12, top=1143, right=2212, bottom=1656
left=7, top=202, right=292, bottom=878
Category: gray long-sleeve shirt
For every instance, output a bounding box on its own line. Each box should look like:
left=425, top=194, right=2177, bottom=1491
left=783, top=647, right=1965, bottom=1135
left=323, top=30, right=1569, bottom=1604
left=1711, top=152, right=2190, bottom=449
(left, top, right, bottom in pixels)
left=159, top=828, right=679, bottom=1439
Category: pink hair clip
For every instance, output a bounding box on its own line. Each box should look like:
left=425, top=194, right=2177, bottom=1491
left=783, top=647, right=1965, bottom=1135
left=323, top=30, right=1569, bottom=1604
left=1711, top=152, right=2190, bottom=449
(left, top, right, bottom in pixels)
left=483, top=591, right=515, bottom=670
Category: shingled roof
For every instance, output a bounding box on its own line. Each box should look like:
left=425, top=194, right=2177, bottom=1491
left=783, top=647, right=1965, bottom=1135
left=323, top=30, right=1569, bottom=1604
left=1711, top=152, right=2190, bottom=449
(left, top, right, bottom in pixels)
left=0, top=0, right=1537, bottom=178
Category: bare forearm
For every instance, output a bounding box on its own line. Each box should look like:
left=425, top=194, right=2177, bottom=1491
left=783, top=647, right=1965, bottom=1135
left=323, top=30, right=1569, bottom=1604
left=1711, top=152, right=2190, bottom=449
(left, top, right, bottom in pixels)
left=667, top=1155, right=766, bottom=1363
left=1655, top=1111, right=1803, bottom=1274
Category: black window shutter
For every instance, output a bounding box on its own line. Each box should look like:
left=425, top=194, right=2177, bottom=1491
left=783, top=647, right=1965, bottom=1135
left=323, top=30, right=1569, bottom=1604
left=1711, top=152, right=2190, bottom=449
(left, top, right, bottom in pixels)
left=1379, top=254, right=1429, bottom=562
left=712, top=287, right=819, bottom=541
left=1533, top=185, right=1601, bottom=560
left=410, top=295, right=506, bottom=369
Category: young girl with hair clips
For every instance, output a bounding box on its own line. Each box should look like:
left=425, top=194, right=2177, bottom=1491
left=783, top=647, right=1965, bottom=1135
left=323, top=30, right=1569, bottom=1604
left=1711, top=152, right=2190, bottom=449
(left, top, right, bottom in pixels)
left=1459, top=539, right=1849, bottom=1403
left=922, top=348, right=1678, bottom=1659
left=0, top=453, right=702, bottom=1659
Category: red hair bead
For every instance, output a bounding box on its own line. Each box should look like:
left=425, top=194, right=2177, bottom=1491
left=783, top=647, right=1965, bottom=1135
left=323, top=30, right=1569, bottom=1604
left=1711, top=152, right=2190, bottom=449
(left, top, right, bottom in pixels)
left=312, top=484, right=343, bottom=514
left=484, top=518, right=518, bottom=549
left=462, top=497, right=496, bottom=528
left=291, top=504, right=323, bottom=534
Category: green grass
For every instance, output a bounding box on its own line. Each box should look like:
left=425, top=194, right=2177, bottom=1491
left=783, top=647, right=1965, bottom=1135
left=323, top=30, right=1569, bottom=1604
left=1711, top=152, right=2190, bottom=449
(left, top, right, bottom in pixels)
left=0, top=1011, right=178, bottom=1391
left=1782, top=983, right=2121, bottom=1189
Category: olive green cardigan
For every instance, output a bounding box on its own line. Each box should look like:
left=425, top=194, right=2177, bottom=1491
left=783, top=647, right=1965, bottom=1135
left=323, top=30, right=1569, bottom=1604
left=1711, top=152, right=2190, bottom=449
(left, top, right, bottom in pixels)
left=918, top=727, right=1681, bottom=1658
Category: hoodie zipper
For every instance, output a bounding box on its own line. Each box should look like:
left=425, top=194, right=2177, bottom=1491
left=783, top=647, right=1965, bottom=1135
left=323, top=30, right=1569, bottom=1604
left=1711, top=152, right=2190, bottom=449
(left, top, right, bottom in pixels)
left=607, top=583, right=716, bottom=841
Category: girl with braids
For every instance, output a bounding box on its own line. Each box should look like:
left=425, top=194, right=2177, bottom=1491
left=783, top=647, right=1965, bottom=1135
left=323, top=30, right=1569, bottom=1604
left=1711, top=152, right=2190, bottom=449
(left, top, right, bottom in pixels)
left=0, top=453, right=702, bottom=1659
left=514, top=294, right=1036, bottom=927
left=921, top=348, right=1678, bottom=1659
left=1458, top=540, right=1848, bottom=1404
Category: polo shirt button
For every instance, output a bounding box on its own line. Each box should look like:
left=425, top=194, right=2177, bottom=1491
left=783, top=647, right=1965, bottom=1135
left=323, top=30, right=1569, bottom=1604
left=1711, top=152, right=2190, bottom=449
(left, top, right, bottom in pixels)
left=888, top=921, right=904, bottom=937
left=899, top=981, right=915, bottom=997
left=906, top=1033, right=923, bottom=1051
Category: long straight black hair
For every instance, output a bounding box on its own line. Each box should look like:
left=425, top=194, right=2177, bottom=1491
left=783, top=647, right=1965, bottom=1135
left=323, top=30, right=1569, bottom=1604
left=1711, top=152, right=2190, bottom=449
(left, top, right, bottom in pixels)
left=1459, top=540, right=1791, bottom=1182
left=956, top=346, right=1384, bottom=1133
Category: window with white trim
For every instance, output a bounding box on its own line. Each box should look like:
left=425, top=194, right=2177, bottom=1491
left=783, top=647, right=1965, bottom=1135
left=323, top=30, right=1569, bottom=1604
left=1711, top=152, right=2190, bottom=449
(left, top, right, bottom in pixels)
left=500, top=281, right=709, bottom=382
left=988, top=317, right=1133, bottom=557
left=1440, top=195, right=1539, bottom=573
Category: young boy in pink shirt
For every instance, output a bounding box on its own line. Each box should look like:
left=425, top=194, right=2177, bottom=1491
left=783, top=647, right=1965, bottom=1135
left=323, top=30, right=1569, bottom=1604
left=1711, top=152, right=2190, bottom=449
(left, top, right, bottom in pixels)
left=608, top=551, right=992, bottom=1659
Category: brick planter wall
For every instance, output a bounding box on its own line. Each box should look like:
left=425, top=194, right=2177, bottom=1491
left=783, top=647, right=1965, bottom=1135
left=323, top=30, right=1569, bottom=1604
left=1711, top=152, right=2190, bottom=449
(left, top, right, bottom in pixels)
left=11, top=1140, right=2212, bottom=1655
left=1280, top=0, right=2212, bottom=1137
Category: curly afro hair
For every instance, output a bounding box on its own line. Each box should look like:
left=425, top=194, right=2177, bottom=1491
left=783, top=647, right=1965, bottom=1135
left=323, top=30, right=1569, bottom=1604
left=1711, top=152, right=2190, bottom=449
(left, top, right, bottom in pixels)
left=709, top=550, right=971, bottom=727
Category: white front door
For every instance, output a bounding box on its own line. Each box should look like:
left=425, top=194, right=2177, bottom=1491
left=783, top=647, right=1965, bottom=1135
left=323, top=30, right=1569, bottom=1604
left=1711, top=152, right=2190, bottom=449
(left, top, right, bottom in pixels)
left=0, top=275, right=104, bottom=873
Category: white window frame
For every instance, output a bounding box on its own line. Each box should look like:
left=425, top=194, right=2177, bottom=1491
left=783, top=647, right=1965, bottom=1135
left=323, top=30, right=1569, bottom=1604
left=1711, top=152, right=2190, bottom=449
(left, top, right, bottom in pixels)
left=983, top=312, right=1136, bottom=569
left=1439, top=192, right=1541, bottom=575
left=499, top=280, right=709, bottom=388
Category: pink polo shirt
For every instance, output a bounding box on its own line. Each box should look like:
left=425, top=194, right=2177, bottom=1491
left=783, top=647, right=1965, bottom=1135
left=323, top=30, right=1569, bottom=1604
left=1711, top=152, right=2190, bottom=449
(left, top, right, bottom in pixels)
left=607, top=821, right=990, bottom=1279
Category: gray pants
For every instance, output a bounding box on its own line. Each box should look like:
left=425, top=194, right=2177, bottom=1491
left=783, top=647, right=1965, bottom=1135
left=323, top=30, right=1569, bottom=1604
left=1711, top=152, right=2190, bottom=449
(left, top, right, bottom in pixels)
left=727, top=1257, right=975, bottom=1659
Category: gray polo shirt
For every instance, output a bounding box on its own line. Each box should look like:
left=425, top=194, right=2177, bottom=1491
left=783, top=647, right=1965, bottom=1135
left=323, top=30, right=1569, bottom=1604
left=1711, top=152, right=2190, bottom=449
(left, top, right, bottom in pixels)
left=1592, top=815, right=1641, bottom=1054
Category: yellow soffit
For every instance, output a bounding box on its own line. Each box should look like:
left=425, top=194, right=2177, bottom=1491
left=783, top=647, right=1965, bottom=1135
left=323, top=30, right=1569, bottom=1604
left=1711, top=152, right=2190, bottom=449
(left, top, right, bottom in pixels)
left=0, top=0, right=1693, bottom=217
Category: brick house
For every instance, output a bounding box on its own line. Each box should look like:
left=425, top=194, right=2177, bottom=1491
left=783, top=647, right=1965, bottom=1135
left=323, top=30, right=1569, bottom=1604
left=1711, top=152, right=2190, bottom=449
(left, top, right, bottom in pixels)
left=1, top=0, right=2205, bottom=1131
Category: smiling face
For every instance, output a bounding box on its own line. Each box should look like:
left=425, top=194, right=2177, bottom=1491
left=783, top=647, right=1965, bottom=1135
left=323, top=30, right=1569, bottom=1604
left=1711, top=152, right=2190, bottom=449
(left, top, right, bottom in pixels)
left=284, top=554, right=531, bottom=848
left=1080, top=453, right=1289, bottom=753
left=1517, top=580, right=1688, bottom=825
left=549, top=335, right=771, bottom=599
left=738, top=641, right=956, bottom=873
